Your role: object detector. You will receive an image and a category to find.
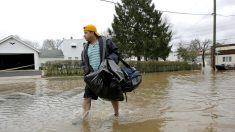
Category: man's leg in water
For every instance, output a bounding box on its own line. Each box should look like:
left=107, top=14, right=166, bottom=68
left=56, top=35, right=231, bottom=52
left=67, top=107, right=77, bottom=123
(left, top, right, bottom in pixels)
left=111, top=101, right=119, bottom=117
left=83, top=97, right=91, bottom=118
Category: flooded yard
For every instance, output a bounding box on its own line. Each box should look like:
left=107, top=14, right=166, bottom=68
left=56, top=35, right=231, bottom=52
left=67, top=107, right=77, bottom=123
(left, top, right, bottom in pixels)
left=0, top=69, right=235, bottom=132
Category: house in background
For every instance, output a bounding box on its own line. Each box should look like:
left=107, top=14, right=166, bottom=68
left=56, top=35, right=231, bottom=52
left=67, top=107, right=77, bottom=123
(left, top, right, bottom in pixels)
left=0, top=35, right=85, bottom=75
left=215, top=44, right=235, bottom=66
left=38, top=37, right=85, bottom=66
left=0, top=35, right=40, bottom=70
left=58, top=37, right=85, bottom=60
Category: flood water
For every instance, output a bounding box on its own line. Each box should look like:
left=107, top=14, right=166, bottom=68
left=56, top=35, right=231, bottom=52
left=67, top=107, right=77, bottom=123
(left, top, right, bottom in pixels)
left=0, top=68, right=235, bottom=132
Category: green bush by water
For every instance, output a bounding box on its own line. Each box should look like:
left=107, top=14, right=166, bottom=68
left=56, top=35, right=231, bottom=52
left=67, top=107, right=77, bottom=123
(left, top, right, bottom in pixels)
left=42, top=60, right=83, bottom=76
left=42, top=60, right=200, bottom=76
left=126, top=61, right=200, bottom=73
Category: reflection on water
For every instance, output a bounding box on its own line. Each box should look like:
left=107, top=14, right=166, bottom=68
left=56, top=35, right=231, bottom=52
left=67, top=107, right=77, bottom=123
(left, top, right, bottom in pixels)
left=0, top=69, right=235, bottom=132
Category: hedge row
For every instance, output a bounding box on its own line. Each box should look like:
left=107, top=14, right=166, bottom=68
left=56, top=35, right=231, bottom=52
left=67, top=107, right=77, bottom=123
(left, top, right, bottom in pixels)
left=41, top=60, right=200, bottom=76
left=127, top=61, right=200, bottom=73
left=41, top=60, right=83, bottom=76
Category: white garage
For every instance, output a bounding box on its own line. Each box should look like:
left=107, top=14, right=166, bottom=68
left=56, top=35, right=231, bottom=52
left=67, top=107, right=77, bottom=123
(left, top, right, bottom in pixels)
left=0, top=35, right=40, bottom=71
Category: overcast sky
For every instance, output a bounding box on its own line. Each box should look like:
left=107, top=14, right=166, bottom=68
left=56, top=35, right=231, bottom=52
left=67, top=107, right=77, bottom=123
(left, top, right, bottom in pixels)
left=0, top=0, right=235, bottom=49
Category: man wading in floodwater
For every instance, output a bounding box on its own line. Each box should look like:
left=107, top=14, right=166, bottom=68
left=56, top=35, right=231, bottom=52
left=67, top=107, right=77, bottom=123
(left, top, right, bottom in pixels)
left=81, top=24, right=120, bottom=118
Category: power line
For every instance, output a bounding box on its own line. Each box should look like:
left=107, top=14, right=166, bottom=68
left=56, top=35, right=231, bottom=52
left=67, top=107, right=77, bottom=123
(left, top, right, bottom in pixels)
left=99, top=0, right=235, bottom=44
left=173, top=37, right=235, bottom=46
left=179, top=26, right=235, bottom=38
left=173, top=36, right=235, bottom=44
left=100, top=0, right=116, bottom=4
left=172, top=22, right=235, bottom=39
left=159, top=10, right=235, bottom=17
left=158, top=10, right=212, bottom=16
left=178, top=15, right=210, bottom=37
left=99, top=0, right=235, bottom=17
left=217, top=14, right=235, bottom=17
left=217, top=37, right=235, bottom=41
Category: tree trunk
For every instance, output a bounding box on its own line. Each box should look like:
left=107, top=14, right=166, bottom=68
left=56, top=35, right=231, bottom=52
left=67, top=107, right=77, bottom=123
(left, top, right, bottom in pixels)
left=137, top=56, right=141, bottom=61
left=156, top=57, right=158, bottom=61
left=202, top=52, right=205, bottom=67
left=144, top=56, right=148, bottom=61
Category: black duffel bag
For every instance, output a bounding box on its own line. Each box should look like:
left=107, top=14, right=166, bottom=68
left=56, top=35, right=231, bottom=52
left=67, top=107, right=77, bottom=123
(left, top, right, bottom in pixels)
left=84, top=59, right=124, bottom=101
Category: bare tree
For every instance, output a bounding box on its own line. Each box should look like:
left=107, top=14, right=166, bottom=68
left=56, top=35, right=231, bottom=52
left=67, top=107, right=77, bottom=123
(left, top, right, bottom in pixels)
left=200, top=40, right=211, bottom=67
left=42, top=39, right=56, bottom=50
left=41, top=39, right=63, bottom=49
left=24, top=40, right=40, bottom=49
left=177, top=40, right=199, bottom=63
left=191, top=39, right=211, bottom=67
left=55, top=39, right=62, bottom=49
left=177, top=39, right=211, bottom=67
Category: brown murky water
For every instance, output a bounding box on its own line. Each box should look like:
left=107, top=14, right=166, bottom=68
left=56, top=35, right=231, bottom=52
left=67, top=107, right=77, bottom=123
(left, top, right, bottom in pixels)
left=0, top=69, right=235, bottom=132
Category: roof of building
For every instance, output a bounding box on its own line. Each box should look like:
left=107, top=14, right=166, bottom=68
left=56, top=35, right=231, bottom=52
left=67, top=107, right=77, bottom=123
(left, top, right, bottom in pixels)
left=39, top=49, right=64, bottom=58
left=57, top=38, right=85, bottom=48
left=218, top=49, right=235, bottom=55
left=216, top=43, right=235, bottom=47
left=0, top=35, right=40, bottom=52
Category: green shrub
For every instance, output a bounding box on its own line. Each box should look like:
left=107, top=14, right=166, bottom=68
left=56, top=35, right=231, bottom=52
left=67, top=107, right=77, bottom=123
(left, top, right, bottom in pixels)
left=121, top=61, right=200, bottom=73
left=42, top=60, right=200, bottom=76
left=43, top=60, right=83, bottom=76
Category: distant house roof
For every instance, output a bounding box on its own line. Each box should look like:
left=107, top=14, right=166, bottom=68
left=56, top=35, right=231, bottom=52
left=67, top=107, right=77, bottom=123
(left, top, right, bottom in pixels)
left=0, top=35, right=40, bottom=52
left=216, top=43, right=235, bottom=47
left=215, top=43, right=235, bottom=55
left=57, top=38, right=85, bottom=48
left=39, top=49, right=64, bottom=58
left=218, top=49, right=235, bottom=55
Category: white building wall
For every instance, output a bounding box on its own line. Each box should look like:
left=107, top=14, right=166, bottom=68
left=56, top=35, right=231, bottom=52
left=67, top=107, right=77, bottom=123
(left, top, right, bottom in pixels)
left=58, top=39, right=85, bottom=60
left=216, top=54, right=235, bottom=66
left=34, top=53, right=39, bottom=70
left=215, top=45, right=235, bottom=66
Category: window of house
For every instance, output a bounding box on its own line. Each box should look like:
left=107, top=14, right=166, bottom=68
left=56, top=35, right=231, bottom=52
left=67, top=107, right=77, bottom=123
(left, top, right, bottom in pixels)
left=223, top=56, right=232, bottom=62
left=71, top=43, right=77, bottom=48
left=229, top=56, right=232, bottom=62
left=226, top=56, right=229, bottom=62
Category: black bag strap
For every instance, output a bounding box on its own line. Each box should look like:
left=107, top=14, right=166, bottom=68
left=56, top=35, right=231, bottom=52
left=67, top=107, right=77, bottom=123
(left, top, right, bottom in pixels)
left=119, top=57, right=131, bottom=68
left=101, top=36, right=107, bottom=61
left=101, top=36, right=130, bottom=69
left=82, top=43, right=88, bottom=62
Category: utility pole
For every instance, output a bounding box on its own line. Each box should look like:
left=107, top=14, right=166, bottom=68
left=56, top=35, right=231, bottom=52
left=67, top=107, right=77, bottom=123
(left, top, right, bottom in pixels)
left=212, top=0, right=216, bottom=71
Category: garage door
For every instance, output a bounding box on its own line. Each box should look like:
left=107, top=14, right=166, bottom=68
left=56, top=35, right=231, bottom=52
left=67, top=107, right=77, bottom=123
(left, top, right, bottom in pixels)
left=0, top=54, right=35, bottom=70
